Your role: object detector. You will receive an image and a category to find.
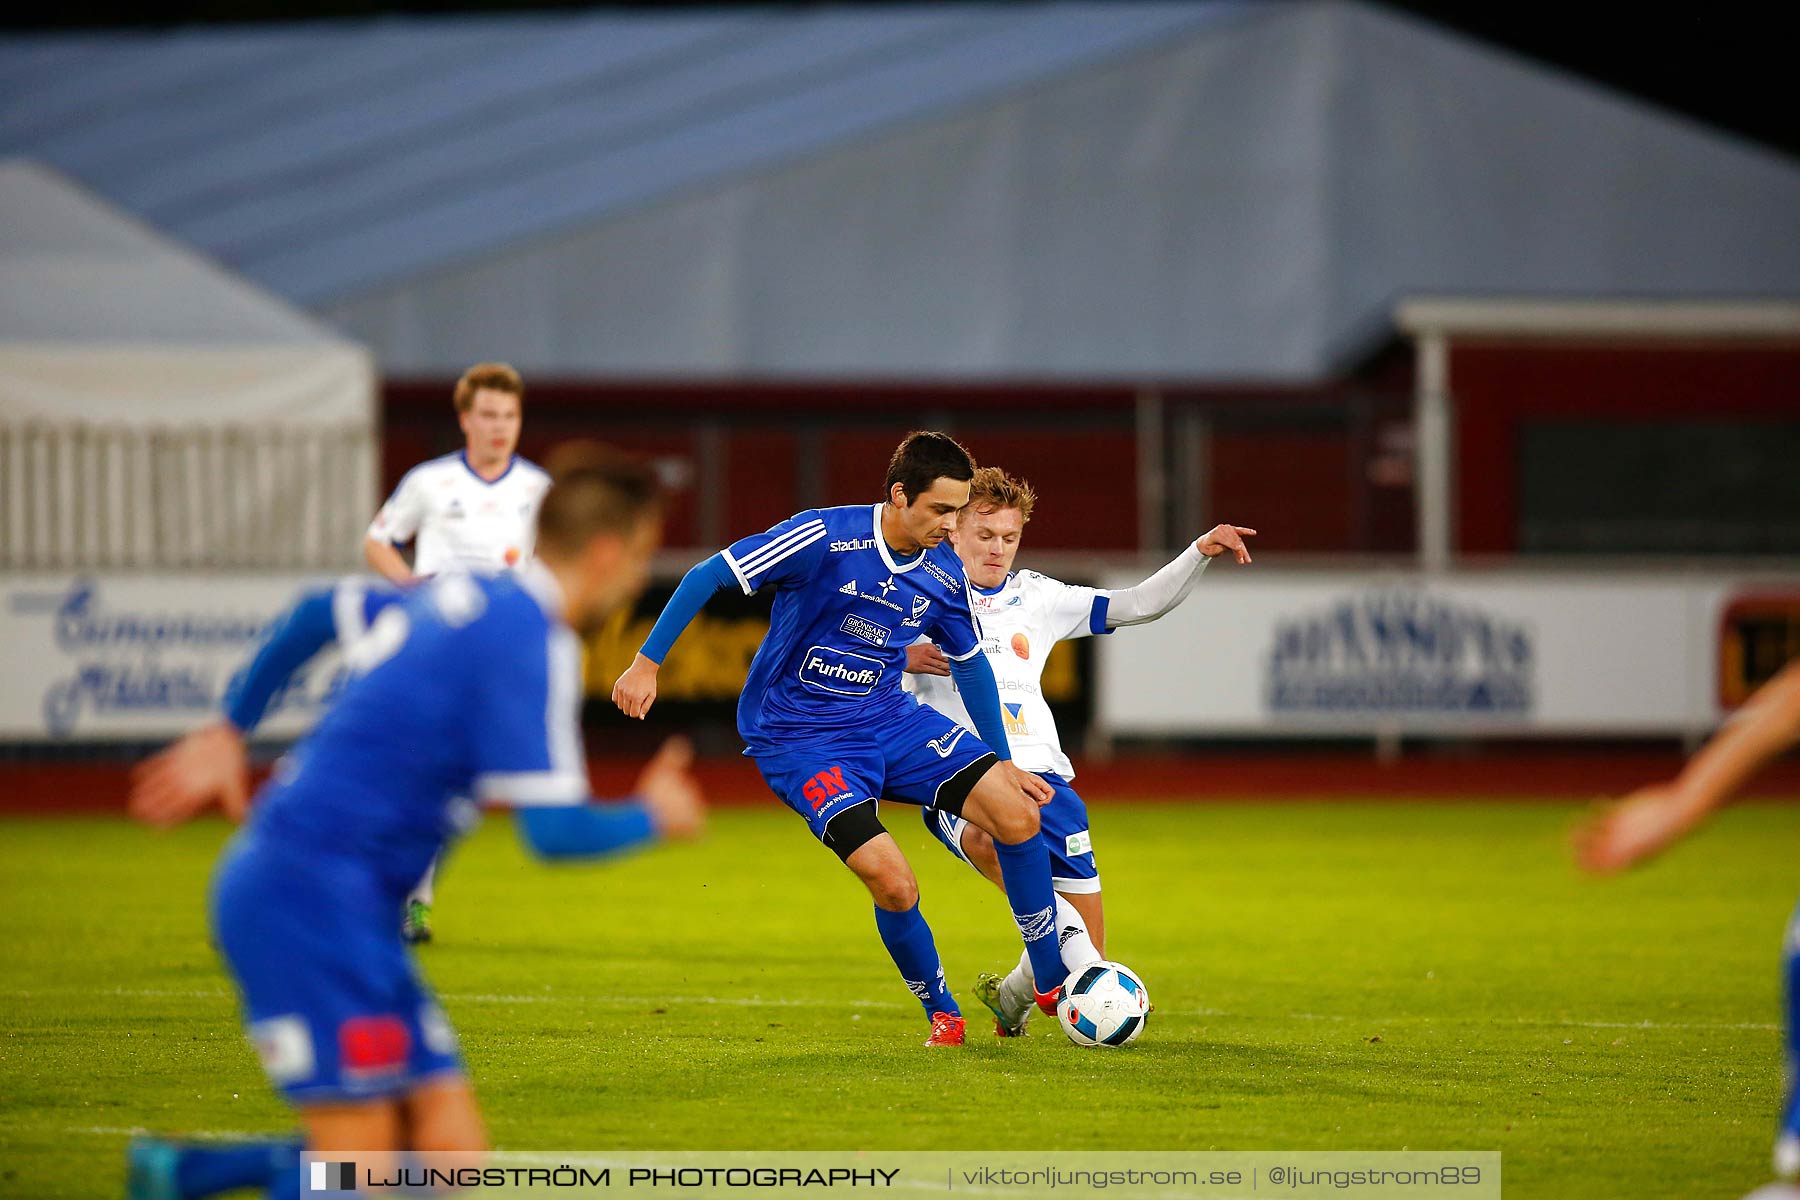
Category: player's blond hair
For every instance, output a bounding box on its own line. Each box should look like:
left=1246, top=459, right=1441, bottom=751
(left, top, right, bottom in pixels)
left=965, top=466, right=1036, bottom=524
left=452, top=362, right=524, bottom=414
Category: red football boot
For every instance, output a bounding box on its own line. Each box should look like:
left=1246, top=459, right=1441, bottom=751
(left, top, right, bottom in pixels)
left=1034, top=985, right=1062, bottom=1016
left=924, top=1012, right=967, bottom=1047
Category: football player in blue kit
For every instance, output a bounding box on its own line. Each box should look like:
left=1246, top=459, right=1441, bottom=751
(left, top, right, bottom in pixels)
left=124, top=454, right=704, bottom=1200
left=612, top=432, right=1066, bottom=1047
left=1579, top=659, right=1800, bottom=1194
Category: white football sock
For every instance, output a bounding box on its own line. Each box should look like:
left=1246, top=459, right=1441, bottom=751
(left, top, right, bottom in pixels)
left=407, top=858, right=437, bottom=907
left=1052, top=893, right=1101, bottom=975
left=1003, top=893, right=1100, bottom=1003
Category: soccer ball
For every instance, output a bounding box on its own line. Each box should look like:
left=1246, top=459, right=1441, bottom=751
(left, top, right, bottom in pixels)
left=1056, top=960, right=1149, bottom=1047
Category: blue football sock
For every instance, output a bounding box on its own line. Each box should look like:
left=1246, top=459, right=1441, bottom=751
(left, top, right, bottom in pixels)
left=1782, top=900, right=1799, bottom=1137
left=873, top=902, right=958, bottom=1019
left=992, top=834, right=1064, bottom=993
left=171, top=1137, right=304, bottom=1198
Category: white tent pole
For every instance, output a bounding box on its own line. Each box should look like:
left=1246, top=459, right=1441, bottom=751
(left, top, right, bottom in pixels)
left=1415, top=330, right=1453, bottom=573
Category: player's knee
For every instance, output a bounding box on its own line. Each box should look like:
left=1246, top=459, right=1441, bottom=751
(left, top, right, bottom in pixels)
left=989, top=796, right=1040, bottom=843
left=864, top=865, right=919, bottom=911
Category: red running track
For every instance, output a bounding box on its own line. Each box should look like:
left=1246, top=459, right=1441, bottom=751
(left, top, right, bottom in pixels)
left=7, top=752, right=1800, bottom=815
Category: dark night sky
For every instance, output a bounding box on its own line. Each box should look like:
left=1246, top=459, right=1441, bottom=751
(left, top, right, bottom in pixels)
left=5, top=1, right=1794, bottom=160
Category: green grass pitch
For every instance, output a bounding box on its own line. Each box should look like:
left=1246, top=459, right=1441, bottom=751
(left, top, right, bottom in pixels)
left=1, top=800, right=1795, bottom=1199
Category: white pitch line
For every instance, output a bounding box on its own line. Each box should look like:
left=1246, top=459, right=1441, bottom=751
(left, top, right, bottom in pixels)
left=3, top=986, right=907, bottom=1011
left=440, top=992, right=908, bottom=1010
left=11, top=989, right=1777, bottom=1030
left=65, top=1126, right=257, bottom=1140
left=1276, top=1010, right=1780, bottom=1032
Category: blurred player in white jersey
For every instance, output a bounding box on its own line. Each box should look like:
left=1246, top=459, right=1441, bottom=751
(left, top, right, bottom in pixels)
left=365, top=362, right=551, bottom=583
left=364, top=362, right=551, bottom=942
left=906, top=466, right=1254, bottom=1036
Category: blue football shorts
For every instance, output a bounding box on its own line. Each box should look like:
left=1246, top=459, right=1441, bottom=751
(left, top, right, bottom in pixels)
left=210, top=829, right=464, bottom=1106
left=923, top=771, right=1099, bottom=893
left=754, top=700, right=998, bottom=854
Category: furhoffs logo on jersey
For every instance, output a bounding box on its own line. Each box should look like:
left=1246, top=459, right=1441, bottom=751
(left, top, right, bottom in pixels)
left=1267, top=591, right=1533, bottom=715
left=798, top=645, right=883, bottom=696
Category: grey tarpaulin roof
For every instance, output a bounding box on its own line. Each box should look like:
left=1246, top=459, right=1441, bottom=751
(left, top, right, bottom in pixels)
left=4, top=2, right=1796, bottom=379
left=0, top=158, right=354, bottom=346
left=0, top=160, right=372, bottom=427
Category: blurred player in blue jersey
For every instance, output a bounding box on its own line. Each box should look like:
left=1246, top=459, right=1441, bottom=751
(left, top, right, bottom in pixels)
left=613, top=432, right=1065, bottom=1047
left=904, top=466, right=1254, bottom=1036
left=124, top=453, right=703, bottom=1200
left=1578, top=660, right=1800, bottom=1195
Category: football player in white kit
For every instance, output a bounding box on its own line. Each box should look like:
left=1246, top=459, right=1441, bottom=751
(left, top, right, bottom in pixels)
left=905, top=466, right=1254, bottom=1036
left=364, top=362, right=552, bottom=942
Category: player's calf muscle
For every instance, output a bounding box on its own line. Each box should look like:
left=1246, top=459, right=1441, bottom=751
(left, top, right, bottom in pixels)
left=845, top=837, right=920, bottom=911
left=404, top=1078, right=488, bottom=1155
left=959, top=826, right=1004, bottom=885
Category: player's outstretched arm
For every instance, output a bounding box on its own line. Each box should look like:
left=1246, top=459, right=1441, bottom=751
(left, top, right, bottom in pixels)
left=613, top=554, right=737, bottom=719
left=364, top=536, right=416, bottom=586
left=130, top=580, right=403, bottom=828
left=129, top=720, right=251, bottom=828
left=514, top=738, right=705, bottom=860
left=1578, top=659, right=1800, bottom=873
left=1106, top=524, right=1256, bottom=628
left=130, top=584, right=351, bottom=828
left=221, top=587, right=342, bottom=734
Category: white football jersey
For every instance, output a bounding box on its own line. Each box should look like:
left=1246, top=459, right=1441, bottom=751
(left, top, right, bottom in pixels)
left=905, top=569, right=1108, bottom=780
left=367, top=452, right=551, bottom=578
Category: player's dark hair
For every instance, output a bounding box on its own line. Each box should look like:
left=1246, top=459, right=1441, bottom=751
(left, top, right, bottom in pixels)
left=535, top=443, right=663, bottom=558
left=885, top=431, right=975, bottom=506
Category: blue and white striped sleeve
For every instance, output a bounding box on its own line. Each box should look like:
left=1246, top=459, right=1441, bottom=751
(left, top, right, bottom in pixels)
left=471, top=618, right=590, bottom=807
left=718, top=510, right=829, bottom=595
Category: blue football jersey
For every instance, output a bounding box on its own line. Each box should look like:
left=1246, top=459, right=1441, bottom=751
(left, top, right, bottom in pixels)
left=722, top=503, right=984, bottom=752
left=249, top=564, right=588, bottom=895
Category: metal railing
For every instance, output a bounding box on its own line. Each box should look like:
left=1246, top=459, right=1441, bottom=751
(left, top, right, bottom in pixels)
left=0, top=422, right=374, bottom=571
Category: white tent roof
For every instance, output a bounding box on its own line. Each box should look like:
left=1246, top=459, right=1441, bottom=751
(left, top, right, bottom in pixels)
left=0, top=160, right=372, bottom=427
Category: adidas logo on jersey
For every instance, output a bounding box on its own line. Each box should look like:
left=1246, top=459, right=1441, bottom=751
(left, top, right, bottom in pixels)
left=839, top=580, right=857, bottom=594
